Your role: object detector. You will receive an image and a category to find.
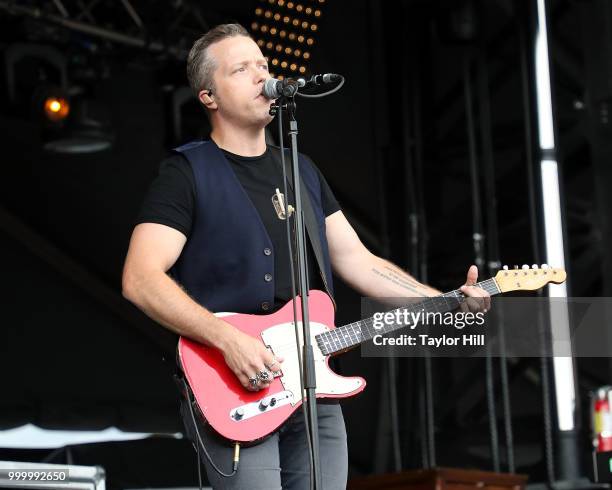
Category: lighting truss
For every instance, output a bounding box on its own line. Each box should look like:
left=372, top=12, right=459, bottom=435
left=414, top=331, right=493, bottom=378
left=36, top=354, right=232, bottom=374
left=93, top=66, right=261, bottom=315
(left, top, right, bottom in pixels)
left=0, top=0, right=211, bottom=60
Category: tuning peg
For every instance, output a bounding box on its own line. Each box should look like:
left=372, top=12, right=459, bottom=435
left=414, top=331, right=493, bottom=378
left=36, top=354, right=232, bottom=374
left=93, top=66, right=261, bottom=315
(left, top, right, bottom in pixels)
left=541, top=264, right=549, bottom=269
left=532, top=264, right=538, bottom=269
left=522, top=264, right=529, bottom=270
left=514, top=265, right=519, bottom=269
left=502, top=265, right=509, bottom=270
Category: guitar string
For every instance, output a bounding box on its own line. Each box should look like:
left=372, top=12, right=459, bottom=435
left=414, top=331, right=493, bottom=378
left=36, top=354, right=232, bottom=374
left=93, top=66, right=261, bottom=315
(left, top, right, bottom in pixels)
left=234, top=272, right=555, bottom=362
left=265, top=280, right=500, bottom=353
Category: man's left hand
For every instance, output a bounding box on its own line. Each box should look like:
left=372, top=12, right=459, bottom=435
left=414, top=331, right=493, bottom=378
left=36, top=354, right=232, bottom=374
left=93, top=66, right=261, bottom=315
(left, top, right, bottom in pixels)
left=459, top=265, right=491, bottom=313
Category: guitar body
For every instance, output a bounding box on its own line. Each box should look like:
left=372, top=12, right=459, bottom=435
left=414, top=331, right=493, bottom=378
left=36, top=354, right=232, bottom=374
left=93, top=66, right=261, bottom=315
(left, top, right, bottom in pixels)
left=178, top=290, right=366, bottom=444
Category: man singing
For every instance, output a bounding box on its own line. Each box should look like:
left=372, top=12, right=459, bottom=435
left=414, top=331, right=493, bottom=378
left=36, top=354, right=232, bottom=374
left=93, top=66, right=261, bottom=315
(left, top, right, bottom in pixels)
left=122, top=23, right=490, bottom=490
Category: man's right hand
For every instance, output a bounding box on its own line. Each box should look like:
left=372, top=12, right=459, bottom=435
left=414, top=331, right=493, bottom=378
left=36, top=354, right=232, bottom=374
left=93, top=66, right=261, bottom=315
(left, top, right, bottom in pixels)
left=122, top=223, right=284, bottom=392
left=220, top=328, right=284, bottom=391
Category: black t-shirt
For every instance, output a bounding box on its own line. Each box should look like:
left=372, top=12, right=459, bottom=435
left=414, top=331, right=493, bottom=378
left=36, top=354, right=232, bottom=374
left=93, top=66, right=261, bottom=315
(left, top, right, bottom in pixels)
left=136, top=145, right=341, bottom=311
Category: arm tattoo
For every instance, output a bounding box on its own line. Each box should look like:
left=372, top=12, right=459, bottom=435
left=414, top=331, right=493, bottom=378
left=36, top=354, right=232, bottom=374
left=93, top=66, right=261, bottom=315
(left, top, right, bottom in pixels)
left=371, top=266, right=428, bottom=297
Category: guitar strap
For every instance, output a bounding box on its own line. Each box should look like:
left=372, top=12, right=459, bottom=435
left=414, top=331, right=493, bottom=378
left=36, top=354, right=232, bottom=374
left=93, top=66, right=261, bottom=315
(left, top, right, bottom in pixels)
left=269, top=146, right=334, bottom=305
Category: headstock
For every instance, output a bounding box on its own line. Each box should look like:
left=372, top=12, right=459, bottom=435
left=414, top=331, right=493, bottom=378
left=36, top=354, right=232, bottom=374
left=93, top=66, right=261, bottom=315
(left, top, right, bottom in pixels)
left=494, top=264, right=566, bottom=293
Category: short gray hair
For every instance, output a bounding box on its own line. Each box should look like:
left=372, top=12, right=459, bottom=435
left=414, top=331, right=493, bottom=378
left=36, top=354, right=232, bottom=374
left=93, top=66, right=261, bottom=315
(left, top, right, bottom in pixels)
left=186, top=23, right=251, bottom=97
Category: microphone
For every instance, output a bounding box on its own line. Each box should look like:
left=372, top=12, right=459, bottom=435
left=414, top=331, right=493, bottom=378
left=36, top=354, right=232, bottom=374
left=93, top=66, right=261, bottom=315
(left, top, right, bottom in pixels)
left=262, top=73, right=343, bottom=99
left=262, top=78, right=300, bottom=99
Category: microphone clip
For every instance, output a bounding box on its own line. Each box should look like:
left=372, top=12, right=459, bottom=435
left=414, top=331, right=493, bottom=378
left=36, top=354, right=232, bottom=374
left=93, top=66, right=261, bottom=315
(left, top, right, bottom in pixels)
left=269, top=99, right=296, bottom=117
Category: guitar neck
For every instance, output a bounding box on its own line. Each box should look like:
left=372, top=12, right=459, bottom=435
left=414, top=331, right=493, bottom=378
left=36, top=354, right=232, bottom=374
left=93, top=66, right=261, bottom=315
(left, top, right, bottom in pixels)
left=315, top=278, right=501, bottom=356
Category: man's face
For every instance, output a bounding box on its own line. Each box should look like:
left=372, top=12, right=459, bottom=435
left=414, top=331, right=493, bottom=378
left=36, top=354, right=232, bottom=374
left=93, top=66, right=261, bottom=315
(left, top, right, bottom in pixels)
left=204, top=36, right=274, bottom=128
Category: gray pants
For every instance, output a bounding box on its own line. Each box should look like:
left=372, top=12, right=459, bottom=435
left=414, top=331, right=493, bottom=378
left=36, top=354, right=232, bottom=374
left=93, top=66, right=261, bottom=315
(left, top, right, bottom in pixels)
left=180, top=399, right=348, bottom=490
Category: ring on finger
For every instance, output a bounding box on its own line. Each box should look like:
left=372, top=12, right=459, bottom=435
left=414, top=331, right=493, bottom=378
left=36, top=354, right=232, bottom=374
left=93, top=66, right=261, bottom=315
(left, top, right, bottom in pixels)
left=248, top=376, right=259, bottom=389
left=265, top=359, right=278, bottom=370
left=257, top=370, right=271, bottom=383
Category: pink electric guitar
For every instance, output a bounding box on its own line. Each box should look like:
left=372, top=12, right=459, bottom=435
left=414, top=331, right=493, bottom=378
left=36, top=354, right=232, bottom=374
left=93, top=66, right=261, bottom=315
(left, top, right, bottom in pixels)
left=178, top=265, right=566, bottom=443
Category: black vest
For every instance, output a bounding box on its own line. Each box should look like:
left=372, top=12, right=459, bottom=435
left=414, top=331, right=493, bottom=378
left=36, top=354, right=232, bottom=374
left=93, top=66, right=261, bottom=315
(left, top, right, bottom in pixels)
left=171, top=140, right=334, bottom=314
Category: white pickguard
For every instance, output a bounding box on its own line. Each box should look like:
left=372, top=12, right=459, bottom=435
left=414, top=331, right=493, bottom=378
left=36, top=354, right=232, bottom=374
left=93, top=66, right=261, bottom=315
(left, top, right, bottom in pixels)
left=260, top=321, right=363, bottom=405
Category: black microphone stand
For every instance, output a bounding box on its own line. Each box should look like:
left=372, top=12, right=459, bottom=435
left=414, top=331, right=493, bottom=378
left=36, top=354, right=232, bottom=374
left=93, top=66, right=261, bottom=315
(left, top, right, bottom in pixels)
left=270, top=94, right=322, bottom=490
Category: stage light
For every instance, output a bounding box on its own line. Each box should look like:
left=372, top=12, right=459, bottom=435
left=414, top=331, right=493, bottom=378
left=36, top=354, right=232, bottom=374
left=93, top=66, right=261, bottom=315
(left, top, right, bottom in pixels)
left=533, top=0, right=577, bottom=441
left=6, top=45, right=112, bottom=153
left=44, top=97, right=70, bottom=122
left=43, top=98, right=114, bottom=154
left=250, top=0, right=324, bottom=78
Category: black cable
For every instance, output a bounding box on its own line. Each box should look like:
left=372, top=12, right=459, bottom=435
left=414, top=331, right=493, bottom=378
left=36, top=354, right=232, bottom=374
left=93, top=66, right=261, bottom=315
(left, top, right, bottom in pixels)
left=424, top=355, right=436, bottom=467
left=476, top=41, right=515, bottom=473
left=296, top=77, right=345, bottom=98
left=485, top=346, right=501, bottom=472
left=398, top=13, right=422, bottom=468
left=277, top=104, right=316, bottom=490
left=539, top=322, right=556, bottom=485
left=464, top=53, right=500, bottom=471
left=196, top=429, right=203, bottom=490
left=182, top=377, right=238, bottom=479
left=418, top=363, right=429, bottom=468
left=388, top=356, right=402, bottom=471
left=497, top=327, right=515, bottom=473
left=518, top=7, right=555, bottom=482
left=410, top=47, right=436, bottom=468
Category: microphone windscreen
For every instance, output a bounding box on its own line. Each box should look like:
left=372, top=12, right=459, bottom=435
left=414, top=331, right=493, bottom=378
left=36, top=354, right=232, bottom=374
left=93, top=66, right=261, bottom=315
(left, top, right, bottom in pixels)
left=262, top=78, right=280, bottom=99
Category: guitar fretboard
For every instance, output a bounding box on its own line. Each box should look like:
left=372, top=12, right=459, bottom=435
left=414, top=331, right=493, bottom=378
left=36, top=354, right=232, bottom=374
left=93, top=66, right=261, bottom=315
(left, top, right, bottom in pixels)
left=315, top=278, right=500, bottom=356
